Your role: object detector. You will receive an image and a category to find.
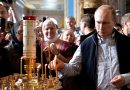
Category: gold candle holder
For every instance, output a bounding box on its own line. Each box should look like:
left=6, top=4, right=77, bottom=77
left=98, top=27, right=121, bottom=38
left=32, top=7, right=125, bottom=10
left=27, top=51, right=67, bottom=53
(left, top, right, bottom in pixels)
left=47, top=75, right=54, bottom=88
left=54, top=55, right=59, bottom=82
left=36, top=63, right=41, bottom=81
left=23, top=57, right=36, bottom=80
left=10, top=79, right=15, bottom=90
left=1, top=78, right=6, bottom=90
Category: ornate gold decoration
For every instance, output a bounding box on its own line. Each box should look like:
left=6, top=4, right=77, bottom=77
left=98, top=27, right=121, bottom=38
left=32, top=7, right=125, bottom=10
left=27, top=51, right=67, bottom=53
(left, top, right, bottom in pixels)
left=84, top=0, right=103, bottom=8
left=0, top=16, right=62, bottom=90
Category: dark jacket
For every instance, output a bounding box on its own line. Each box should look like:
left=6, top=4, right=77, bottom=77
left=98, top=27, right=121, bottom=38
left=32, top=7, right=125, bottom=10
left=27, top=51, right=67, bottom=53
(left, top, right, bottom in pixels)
left=5, top=39, right=23, bottom=73
left=4, top=22, right=23, bottom=74
left=78, top=30, right=130, bottom=90
left=0, top=45, right=12, bottom=77
left=80, top=30, right=96, bottom=43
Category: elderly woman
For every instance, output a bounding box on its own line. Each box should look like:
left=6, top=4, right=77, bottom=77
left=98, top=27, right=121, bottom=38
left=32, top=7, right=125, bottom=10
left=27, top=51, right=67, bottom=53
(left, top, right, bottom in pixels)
left=37, top=18, right=77, bottom=63
left=36, top=18, right=78, bottom=90
left=60, top=29, right=76, bottom=44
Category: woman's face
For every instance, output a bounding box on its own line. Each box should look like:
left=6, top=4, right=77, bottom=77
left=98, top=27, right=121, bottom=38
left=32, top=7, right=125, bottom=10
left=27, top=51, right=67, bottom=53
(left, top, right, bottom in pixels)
left=43, top=23, right=57, bottom=39
left=63, top=30, right=75, bottom=43
left=16, top=24, right=23, bottom=41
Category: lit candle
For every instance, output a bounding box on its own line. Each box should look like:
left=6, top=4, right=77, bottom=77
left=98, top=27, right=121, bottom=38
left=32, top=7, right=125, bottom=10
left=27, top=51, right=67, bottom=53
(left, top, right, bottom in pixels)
left=40, top=38, right=44, bottom=76
left=48, top=43, right=51, bottom=76
left=20, top=57, right=23, bottom=75
left=54, top=55, right=58, bottom=81
left=54, top=55, right=57, bottom=69
left=45, top=64, right=47, bottom=79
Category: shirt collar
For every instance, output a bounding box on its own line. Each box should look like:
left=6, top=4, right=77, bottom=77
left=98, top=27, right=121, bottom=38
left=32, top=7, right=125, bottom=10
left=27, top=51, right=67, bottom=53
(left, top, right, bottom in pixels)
left=98, top=32, right=115, bottom=45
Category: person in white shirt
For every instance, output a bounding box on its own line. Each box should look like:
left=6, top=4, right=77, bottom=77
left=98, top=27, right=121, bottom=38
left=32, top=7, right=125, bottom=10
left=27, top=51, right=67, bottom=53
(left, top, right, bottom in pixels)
left=49, top=5, right=130, bottom=90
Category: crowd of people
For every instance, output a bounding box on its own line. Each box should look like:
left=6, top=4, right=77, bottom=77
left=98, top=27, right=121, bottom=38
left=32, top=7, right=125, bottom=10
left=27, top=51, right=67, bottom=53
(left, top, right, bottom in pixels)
left=0, top=1, right=130, bottom=90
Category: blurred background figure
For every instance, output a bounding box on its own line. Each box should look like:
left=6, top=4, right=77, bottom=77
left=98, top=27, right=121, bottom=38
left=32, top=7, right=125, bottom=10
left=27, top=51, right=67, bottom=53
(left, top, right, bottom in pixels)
left=60, top=29, right=78, bottom=53
left=114, top=23, right=124, bottom=34
left=121, top=13, right=130, bottom=36
left=65, top=16, right=82, bottom=37
left=60, top=29, right=75, bottom=44
left=35, top=19, right=43, bottom=43
left=0, top=0, right=21, bottom=78
left=0, top=2, right=10, bottom=47
left=80, top=14, right=96, bottom=43
left=5, top=21, right=23, bottom=74
left=0, top=1, right=19, bottom=47
left=75, top=36, right=80, bottom=46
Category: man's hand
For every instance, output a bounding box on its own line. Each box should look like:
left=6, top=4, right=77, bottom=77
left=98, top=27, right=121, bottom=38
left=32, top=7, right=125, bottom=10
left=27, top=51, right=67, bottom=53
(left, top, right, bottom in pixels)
left=48, top=57, right=64, bottom=71
left=110, top=75, right=125, bottom=88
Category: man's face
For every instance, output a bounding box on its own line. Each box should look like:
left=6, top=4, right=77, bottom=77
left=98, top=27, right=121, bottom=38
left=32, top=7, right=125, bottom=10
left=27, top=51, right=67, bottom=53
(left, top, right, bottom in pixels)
left=66, top=19, right=76, bottom=29
left=80, top=22, right=85, bottom=34
left=0, top=5, right=8, bottom=20
left=94, top=9, right=115, bottom=38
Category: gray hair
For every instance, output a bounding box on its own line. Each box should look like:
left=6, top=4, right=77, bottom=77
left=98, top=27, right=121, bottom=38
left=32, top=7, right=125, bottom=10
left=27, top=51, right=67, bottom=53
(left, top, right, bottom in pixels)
left=80, top=14, right=95, bottom=29
left=121, top=13, right=130, bottom=26
left=42, top=18, right=57, bottom=31
left=65, top=16, right=76, bottom=21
